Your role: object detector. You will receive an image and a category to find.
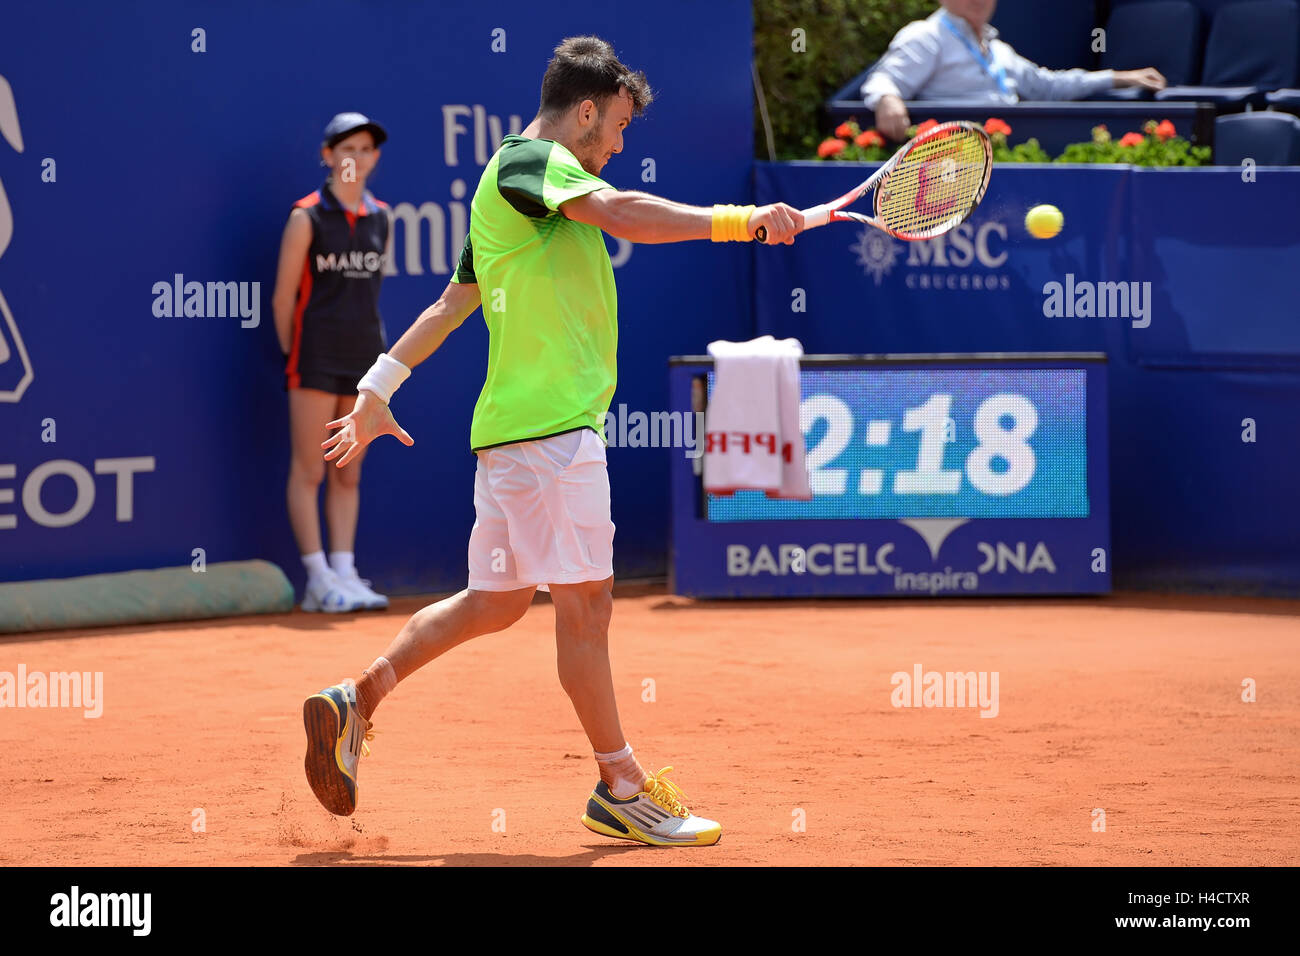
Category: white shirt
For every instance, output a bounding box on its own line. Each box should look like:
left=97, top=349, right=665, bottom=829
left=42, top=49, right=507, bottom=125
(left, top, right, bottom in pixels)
left=861, top=9, right=1114, bottom=109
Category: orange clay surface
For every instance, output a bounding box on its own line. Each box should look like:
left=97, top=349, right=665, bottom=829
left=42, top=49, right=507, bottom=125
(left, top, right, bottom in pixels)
left=1, top=587, right=1297, bottom=866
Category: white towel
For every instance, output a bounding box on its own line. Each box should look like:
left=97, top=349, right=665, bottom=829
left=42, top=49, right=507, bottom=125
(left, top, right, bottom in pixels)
left=703, top=336, right=811, bottom=500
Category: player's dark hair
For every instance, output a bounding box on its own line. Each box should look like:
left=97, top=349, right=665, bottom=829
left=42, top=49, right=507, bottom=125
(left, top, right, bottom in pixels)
left=538, top=36, right=653, bottom=121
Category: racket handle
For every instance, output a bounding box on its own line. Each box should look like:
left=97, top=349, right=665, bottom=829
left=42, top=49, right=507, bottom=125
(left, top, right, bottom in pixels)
left=754, top=204, right=830, bottom=243
left=801, top=204, right=832, bottom=230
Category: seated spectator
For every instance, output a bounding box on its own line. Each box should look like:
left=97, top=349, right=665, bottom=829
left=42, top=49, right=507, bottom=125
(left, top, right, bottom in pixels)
left=863, top=0, right=1167, bottom=139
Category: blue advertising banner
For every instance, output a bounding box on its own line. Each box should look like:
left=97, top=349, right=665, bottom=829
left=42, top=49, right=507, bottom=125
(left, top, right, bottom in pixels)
left=754, top=163, right=1131, bottom=356
left=0, top=1, right=753, bottom=593
left=670, top=356, right=1110, bottom=598
left=754, top=163, right=1300, bottom=596
left=2, top=2, right=1296, bottom=599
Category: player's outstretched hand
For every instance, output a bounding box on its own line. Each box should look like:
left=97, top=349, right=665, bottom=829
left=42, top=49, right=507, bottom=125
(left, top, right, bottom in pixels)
left=750, top=203, right=803, bottom=245
left=322, top=390, right=414, bottom=468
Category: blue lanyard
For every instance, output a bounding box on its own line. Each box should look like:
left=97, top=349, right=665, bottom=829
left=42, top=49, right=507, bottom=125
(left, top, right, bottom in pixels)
left=940, top=11, right=1010, bottom=95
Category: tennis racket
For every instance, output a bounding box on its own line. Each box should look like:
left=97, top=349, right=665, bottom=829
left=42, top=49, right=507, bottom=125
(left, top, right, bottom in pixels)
left=756, top=120, right=992, bottom=242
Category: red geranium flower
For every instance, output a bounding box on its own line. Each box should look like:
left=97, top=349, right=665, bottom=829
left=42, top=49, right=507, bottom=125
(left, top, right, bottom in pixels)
left=818, top=138, right=847, bottom=158
left=855, top=129, right=885, bottom=148
left=1155, top=119, right=1176, bottom=141
left=835, top=121, right=855, bottom=139
left=1119, top=132, right=1144, bottom=147
left=915, top=118, right=940, bottom=136
left=984, top=117, right=1012, bottom=137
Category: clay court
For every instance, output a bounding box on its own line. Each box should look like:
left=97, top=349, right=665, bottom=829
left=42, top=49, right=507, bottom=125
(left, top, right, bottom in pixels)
left=2, top=587, right=1296, bottom=866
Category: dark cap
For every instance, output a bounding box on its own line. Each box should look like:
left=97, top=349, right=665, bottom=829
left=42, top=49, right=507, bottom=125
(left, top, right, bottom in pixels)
left=322, top=112, right=388, bottom=148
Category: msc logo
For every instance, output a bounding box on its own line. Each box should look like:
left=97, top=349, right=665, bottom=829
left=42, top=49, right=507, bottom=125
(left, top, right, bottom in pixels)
left=851, top=219, right=1011, bottom=291
left=849, top=228, right=901, bottom=286
left=0, top=73, right=33, bottom=403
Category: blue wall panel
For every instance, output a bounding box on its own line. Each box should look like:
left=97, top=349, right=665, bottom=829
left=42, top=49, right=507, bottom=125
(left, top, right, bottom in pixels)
left=0, top=1, right=754, bottom=594
left=754, top=161, right=1300, bottom=595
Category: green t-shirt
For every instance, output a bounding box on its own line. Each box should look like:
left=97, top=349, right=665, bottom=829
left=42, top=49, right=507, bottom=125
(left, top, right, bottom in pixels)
left=451, top=134, right=617, bottom=451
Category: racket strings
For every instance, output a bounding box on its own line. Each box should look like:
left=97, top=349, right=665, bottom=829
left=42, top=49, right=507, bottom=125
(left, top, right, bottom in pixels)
left=875, top=127, right=990, bottom=239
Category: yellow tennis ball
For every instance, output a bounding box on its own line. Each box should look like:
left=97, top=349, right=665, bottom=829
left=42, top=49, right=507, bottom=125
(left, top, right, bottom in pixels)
left=1025, top=204, right=1064, bottom=239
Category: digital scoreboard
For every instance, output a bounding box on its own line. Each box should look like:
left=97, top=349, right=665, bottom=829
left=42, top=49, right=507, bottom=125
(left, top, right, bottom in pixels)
left=669, top=355, right=1109, bottom=597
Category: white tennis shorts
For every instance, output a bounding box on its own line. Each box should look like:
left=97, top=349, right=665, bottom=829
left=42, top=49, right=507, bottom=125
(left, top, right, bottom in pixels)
left=467, top=427, right=615, bottom=591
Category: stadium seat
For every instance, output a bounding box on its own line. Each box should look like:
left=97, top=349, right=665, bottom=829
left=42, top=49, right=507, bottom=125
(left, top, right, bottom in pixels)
left=1157, top=0, right=1300, bottom=107
left=1092, top=0, right=1204, bottom=100
left=1111, top=0, right=1281, bottom=19
left=992, top=0, right=1099, bottom=70
left=1266, top=88, right=1300, bottom=112
left=1214, top=110, right=1300, bottom=163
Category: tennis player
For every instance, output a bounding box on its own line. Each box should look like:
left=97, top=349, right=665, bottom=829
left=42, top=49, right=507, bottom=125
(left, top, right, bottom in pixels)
left=272, top=113, right=393, bottom=613
left=302, top=36, right=801, bottom=846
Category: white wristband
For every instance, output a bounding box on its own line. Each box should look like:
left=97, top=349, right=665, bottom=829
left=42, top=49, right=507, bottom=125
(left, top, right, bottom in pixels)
left=356, top=353, right=411, bottom=405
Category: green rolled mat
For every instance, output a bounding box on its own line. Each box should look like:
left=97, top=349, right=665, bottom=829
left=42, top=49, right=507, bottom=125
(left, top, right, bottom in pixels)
left=0, top=560, right=295, bottom=634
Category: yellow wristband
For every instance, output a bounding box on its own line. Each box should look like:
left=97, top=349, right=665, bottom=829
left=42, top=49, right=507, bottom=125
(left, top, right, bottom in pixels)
left=711, top=204, right=757, bottom=242
left=710, top=205, right=733, bottom=242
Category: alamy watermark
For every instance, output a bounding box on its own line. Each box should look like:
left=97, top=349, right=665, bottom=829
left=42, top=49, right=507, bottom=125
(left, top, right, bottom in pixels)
left=891, top=663, right=999, bottom=718
left=49, top=886, right=150, bottom=935
left=602, top=404, right=704, bottom=458
left=1042, top=274, right=1151, bottom=328
left=0, top=665, right=103, bottom=717
left=151, top=273, right=260, bottom=328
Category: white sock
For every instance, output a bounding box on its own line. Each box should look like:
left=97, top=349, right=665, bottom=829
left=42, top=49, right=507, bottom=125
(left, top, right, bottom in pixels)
left=329, top=551, right=356, bottom=578
left=302, top=551, right=330, bottom=580
left=594, top=743, right=647, bottom=799
left=362, top=656, right=398, bottom=698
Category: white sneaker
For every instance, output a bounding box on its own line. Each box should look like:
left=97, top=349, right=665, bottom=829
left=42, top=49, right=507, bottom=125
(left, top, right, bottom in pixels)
left=302, top=678, right=373, bottom=815
left=580, top=766, right=722, bottom=847
left=301, top=570, right=364, bottom=612
left=338, top=571, right=389, bottom=610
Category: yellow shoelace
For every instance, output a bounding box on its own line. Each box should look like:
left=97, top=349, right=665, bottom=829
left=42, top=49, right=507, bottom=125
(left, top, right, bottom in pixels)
left=644, top=766, right=691, bottom=819
left=359, top=729, right=374, bottom=758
